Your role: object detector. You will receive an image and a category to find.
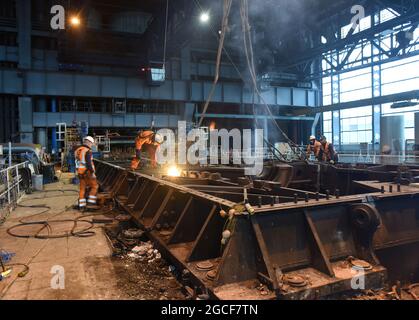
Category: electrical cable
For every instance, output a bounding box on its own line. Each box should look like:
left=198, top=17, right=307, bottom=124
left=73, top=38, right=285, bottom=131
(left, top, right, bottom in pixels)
left=239, top=0, right=306, bottom=161
left=198, top=0, right=233, bottom=127
left=163, top=0, right=169, bottom=68
left=192, top=0, right=306, bottom=162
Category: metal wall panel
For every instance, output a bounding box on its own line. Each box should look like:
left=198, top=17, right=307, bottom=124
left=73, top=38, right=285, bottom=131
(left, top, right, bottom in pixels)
left=33, top=112, right=181, bottom=128
left=293, top=88, right=307, bottom=107
left=0, top=69, right=317, bottom=108
left=277, top=87, right=292, bottom=105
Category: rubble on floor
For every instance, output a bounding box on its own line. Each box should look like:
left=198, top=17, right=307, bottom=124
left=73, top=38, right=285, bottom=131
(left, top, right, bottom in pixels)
left=105, top=223, right=185, bottom=300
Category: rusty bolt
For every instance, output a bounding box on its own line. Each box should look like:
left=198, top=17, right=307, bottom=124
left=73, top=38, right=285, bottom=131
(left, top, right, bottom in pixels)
left=389, top=185, right=393, bottom=193
left=326, top=190, right=330, bottom=200
left=294, top=194, right=298, bottom=204
left=397, top=184, right=401, bottom=192
left=271, top=197, right=275, bottom=206
left=335, top=189, right=340, bottom=199
left=381, top=186, right=385, bottom=194
left=258, top=196, right=262, bottom=208
left=315, top=192, right=320, bottom=201
left=304, top=193, right=309, bottom=202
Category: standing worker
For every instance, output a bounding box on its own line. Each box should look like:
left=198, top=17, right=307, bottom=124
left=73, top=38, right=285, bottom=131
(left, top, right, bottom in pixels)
left=75, top=136, right=98, bottom=210
left=130, top=130, right=164, bottom=170
left=319, top=136, right=339, bottom=164
left=306, top=135, right=322, bottom=161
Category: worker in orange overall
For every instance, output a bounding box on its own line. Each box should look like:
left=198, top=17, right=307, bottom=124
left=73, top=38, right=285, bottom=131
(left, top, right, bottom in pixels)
left=306, top=135, right=322, bottom=161
left=75, top=136, right=99, bottom=210
left=130, top=130, right=164, bottom=170
left=319, top=135, right=339, bottom=164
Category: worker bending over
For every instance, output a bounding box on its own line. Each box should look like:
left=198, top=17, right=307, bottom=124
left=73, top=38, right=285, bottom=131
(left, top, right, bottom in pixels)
left=306, top=135, right=322, bottom=160
left=130, top=130, right=164, bottom=170
left=319, top=136, right=339, bottom=164
left=75, top=136, right=98, bottom=210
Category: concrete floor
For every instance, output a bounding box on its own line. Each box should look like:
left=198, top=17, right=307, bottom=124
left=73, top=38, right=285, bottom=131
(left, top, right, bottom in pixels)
left=0, top=180, right=126, bottom=300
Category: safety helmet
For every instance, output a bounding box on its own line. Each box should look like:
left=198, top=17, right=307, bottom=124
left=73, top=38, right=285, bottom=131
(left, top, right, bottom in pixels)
left=84, top=136, right=95, bottom=144
left=154, top=133, right=164, bottom=144
left=309, top=135, right=316, bottom=141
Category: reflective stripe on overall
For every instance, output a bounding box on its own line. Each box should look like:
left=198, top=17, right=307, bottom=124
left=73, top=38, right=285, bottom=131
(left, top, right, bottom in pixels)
left=75, top=146, right=97, bottom=206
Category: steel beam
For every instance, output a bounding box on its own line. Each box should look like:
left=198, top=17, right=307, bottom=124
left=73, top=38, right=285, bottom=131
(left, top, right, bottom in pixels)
left=95, top=160, right=419, bottom=300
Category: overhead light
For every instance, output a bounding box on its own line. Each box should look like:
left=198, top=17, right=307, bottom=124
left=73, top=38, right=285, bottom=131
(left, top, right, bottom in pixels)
left=69, top=16, right=81, bottom=27
left=200, top=12, right=210, bottom=23
left=321, top=36, right=327, bottom=44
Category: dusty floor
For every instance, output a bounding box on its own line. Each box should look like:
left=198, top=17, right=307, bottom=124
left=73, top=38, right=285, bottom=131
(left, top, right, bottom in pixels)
left=0, top=179, right=185, bottom=300
left=0, top=178, right=416, bottom=301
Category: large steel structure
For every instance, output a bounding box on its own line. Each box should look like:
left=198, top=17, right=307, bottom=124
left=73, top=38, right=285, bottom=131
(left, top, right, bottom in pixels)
left=95, top=159, right=419, bottom=300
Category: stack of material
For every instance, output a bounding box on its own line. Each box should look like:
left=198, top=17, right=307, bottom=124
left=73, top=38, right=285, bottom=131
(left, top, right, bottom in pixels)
left=127, top=242, right=162, bottom=263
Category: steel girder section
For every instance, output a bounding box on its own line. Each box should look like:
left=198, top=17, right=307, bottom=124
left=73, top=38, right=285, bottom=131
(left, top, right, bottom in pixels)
left=95, top=160, right=419, bottom=300
left=0, top=69, right=317, bottom=108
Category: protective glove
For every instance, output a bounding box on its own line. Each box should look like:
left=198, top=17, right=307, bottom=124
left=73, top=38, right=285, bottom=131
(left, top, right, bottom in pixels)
left=330, top=160, right=335, bottom=165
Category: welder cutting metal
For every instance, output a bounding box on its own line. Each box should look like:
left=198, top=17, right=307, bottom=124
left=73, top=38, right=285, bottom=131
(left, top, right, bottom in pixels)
left=130, top=130, right=164, bottom=170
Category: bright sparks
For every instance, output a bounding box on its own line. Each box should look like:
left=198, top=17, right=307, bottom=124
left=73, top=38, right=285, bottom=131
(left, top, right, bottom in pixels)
left=167, top=166, right=181, bottom=177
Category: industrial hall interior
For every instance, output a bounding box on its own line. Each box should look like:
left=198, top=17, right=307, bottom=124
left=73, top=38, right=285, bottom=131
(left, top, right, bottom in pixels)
left=0, top=0, right=419, bottom=302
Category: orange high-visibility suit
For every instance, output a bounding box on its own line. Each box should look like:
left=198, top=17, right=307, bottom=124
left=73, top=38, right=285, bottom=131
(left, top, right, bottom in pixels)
left=75, top=145, right=98, bottom=208
left=306, top=140, right=322, bottom=159
left=130, top=130, right=160, bottom=170
left=320, top=142, right=338, bottom=163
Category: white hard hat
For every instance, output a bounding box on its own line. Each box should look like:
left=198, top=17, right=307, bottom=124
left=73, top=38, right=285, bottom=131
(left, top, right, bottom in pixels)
left=154, top=133, right=164, bottom=144
left=309, top=135, right=316, bottom=140
left=84, top=136, right=95, bottom=144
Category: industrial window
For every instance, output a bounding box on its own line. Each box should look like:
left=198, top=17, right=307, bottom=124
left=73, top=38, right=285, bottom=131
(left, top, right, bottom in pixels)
left=381, top=55, right=419, bottom=95
left=339, top=68, right=372, bottom=103
left=378, top=8, right=399, bottom=24
left=340, top=106, right=373, bottom=144
left=382, top=103, right=419, bottom=140
left=322, top=77, right=331, bottom=106
left=341, top=15, right=371, bottom=39
left=323, top=112, right=332, bottom=141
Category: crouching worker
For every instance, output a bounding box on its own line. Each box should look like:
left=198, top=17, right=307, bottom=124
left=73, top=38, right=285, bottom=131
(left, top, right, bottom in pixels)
left=130, top=130, right=164, bottom=170
left=319, top=135, right=339, bottom=165
left=75, top=136, right=99, bottom=211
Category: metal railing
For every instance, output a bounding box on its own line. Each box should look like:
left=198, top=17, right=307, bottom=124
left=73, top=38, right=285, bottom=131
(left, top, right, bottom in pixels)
left=337, top=153, right=419, bottom=165
left=0, top=162, right=29, bottom=223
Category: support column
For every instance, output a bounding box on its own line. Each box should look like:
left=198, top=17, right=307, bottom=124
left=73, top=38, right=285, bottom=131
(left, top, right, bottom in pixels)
left=18, top=97, right=33, bottom=143
left=183, top=103, right=195, bottom=123
left=36, top=128, right=47, bottom=147
left=16, top=0, right=31, bottom=69
left=180, top=46, right=191, bottom=80
left=372, top=65, right=382, bottom=153
left=35, top=98, right=48, bottom=147
left=331, top=74, right=341, bottom=149
left=51, top=98, right=58, bottom=154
